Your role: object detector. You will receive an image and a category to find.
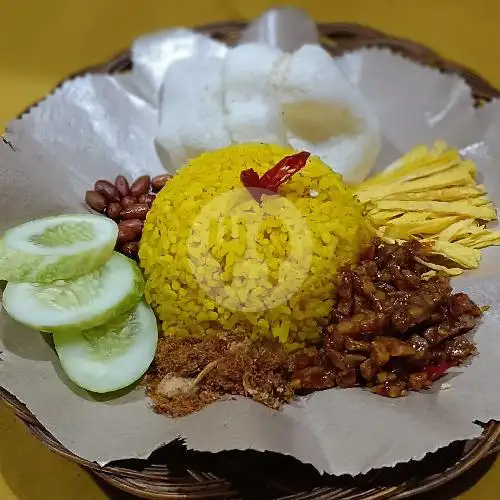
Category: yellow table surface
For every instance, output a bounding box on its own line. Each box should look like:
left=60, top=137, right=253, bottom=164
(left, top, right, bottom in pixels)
left=1, top=0, right=500, bottom=498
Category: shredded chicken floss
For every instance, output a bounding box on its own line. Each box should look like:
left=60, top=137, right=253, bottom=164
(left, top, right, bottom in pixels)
left=146, top=239, right=482, bottom=416
left=139, top=144, right=369, bottom=344
left=145, top=329, right=294, bottom=417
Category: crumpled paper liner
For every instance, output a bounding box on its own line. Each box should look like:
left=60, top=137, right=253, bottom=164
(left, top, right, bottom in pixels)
left=2, top=26, right=500, bottom=476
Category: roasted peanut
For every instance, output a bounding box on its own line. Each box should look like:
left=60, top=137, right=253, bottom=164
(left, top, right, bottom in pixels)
left=106, top=202, right=122, bottom=220
left=117, top=225, right=138, bottom=245
left=85, top=190, right=107, bottom=213
left=371, top=341, right=390, bottom=366
left=121, top=241, right=139, bottom=259
left=375, top=337, right=416, bottom=357
left=344, top=338, right=372, bottom=353
left=130, top=175, right=151, bottom=197
left=408, top=372, right=431, bottom=391
left=289, top=348, right=321, bottom=371
left=114, top=175, right=130, bottom=198
left=151, top=173, right=172, bottom=192
left=118, top=219, right=143, bottom=238
left=120, top=203, right=149, bottom=220
left=94, top=179, right=120, bottom=203
left=326, top=349, right=346, bottom=370
left=360, top=359, right=377, bottom=381
left=121, top=196, right=137, bottom=209
left=344, top=353, right=367, bottom=368
left=138, top=193, right=156, bottom=206
left=376, top=371, right=398, bottom=384
left=336, top=368, right=357, bottom=388
left=291, top=366, right=336, bottom=390
left=324, top=325, right=345, bottom=351
left=386, top=381, right=407, bottom=398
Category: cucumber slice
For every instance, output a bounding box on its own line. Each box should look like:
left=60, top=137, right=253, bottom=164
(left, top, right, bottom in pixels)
left=54, top=301, right=158, bottom=393
left=0, top=214, right=118, bottom=283
left=2, top=253, right=144, bottom=333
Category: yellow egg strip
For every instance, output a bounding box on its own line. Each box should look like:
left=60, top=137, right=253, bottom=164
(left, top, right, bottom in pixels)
left=356, top=165, right=474, bottom=203
left=437, top=219, right=476, bottom=242
left=384, top=186, right=485, bottom=202
left=365, top=210, right=403, bottom=225
left=355, top=141, right=499, bottom=272
left=385, top=216, right=459, bottom=240
left=457, top=230, right=500, bottom=248
left=358, top=146, right=459, bottom=189
left=414, top=256, right=463, bottom=276
left=431, top=240, right=481, bottom=269
left=374, top=200, right=496, bottom=220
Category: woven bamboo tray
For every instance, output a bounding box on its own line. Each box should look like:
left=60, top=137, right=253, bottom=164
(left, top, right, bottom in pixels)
left=4, top=20, right=500, bottom=500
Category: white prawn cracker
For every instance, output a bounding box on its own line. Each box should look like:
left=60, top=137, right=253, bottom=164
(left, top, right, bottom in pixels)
left=155, top=43, right=381, bottom=182
left=277, top=44, right=381, bottom=183
left=223, top=43, right=286, bottom=144
left=156, top=56, right=231, bottom=171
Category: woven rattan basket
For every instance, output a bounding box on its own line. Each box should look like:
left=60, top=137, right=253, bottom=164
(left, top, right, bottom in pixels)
left=3, top=20, right=500, bottom=500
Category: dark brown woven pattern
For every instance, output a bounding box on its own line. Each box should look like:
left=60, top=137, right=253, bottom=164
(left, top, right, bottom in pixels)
left=4, top=21, right=500, bottom=500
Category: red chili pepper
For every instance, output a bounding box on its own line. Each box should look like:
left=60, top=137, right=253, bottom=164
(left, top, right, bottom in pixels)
left=423, top=360, right=456, bottom=381
left=240, top=169, right=261, bottom=189
left=260, top=151, right=311, bottom=192
left=240, top=151, right=311, bottom=201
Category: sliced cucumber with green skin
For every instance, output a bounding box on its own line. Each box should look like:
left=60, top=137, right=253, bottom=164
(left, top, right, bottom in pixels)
left=0, top=214, right=118, bottom=283
left=54, top=301, right=158, bottom=393
left=2, top=253, right=144, bottom=334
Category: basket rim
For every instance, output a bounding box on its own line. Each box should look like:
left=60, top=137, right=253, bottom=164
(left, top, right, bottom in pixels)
left=14, top=20, right=500, bottom=121
left=3, top=18, right=500, bottom=500
left=2, top=384, right=500, bottom=499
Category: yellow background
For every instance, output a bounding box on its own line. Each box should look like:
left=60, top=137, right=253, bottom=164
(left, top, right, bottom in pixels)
left=1, top=0, right=500, bottom=498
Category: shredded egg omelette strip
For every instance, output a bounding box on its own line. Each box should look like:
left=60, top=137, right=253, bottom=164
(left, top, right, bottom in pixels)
left=355, top=142, right=500, bottom=273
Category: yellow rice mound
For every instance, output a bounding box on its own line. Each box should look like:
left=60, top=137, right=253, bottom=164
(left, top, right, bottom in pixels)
left=139, top=143, right=369, bottom=345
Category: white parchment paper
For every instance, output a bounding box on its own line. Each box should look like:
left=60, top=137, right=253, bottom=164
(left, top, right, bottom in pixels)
left=2, top=22, right=500, bottom=475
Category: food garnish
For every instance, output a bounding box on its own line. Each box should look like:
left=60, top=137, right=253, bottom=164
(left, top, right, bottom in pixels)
left=278, top=44, right=380, bottom=183
left=146, top=329, right=294, bottom=417
left=2, top=252, right=144, bottom=333
left=355, top=142, right=500, bottom=274
left=317, top=238, right=480, bottom=397
left=54, top=301, right=158, bottom=393
left=85, top=173, right=171, bottom=260
left=0, top=214, right=117, bottom=283
left=156, top=43, right=380, bottom=182
left=1, top=216, right=156, bottom=393
left=240, top=150, right=311, bottom=200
